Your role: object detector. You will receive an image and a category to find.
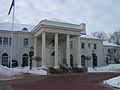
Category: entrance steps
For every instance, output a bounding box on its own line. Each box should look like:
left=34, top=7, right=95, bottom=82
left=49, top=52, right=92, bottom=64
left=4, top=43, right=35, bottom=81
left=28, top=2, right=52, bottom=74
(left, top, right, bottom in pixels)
left=49, top=67, right=87, bottom=74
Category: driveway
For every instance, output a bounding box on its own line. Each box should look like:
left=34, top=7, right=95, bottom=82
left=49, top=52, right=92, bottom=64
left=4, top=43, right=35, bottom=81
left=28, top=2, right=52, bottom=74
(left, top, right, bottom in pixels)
left=0, top=73, right=120, bottom=90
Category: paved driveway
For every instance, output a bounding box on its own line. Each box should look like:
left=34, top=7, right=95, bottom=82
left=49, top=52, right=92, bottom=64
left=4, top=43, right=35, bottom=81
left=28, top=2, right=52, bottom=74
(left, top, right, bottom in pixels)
left=1, top=73, right=120, bottom=90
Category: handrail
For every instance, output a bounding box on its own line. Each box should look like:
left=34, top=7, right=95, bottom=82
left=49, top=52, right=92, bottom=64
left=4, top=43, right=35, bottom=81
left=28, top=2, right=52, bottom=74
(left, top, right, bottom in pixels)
left=59, top=63, right=72, bottom=73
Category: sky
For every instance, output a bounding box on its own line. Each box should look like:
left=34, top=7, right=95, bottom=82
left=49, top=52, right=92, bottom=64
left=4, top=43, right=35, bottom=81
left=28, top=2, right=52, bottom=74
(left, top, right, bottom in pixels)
left=0, top=0, right=120, bottom=34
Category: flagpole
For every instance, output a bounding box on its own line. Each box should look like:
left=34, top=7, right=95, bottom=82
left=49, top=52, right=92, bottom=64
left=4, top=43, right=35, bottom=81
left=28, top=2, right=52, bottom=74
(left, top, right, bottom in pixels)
left=10, top=1, right=15, bottom=68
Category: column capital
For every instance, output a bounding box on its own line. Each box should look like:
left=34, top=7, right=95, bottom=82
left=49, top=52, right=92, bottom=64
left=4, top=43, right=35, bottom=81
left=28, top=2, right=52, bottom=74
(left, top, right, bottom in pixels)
left=55, top=33, right=59, bottom=36
left=55, top=33, right=59, bottom=35
left=42, top=32, right=46, bottom=34
left=66, top=34, right=70, bottom=36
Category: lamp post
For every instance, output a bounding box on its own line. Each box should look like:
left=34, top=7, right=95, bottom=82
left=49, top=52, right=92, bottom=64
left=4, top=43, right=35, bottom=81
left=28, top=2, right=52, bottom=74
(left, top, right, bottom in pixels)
left=29, top=46, right=34, bottom=70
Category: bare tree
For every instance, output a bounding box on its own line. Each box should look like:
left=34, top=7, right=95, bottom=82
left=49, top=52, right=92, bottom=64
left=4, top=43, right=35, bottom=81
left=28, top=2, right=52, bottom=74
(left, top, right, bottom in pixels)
left=110, top=30, right=120, bottom=45
left=91, top=31, right=108, bottom=40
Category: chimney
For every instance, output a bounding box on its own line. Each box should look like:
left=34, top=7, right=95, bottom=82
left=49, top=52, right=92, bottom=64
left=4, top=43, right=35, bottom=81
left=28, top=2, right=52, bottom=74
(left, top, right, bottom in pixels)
left=80, top=23, right=86, bottom=35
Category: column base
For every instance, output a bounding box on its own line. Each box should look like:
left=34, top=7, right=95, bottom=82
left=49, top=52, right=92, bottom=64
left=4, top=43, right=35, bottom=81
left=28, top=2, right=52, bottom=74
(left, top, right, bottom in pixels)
left=33, top=61, right=37, bottom=68
left=41, top=66, right=47, bottom=69
left=77, top=65, right=83, bottom=68
left=54, top=66, right=59, bottom=69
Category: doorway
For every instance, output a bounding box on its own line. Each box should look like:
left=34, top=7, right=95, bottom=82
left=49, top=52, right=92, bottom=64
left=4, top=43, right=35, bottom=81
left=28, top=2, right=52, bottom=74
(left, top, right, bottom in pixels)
left=22, top=54, right=28, bottom=67
left=70, top=54, right=73, bottom=67
left=2, top=53, right=9, bottom=66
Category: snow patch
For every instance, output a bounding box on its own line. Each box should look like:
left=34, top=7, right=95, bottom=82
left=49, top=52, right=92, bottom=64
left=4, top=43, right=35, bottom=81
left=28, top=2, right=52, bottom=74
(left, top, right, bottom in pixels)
left=103, top=41, right=119, bottom=47
left=49, top=18, right=67, bottom=23
left=0, top=22, right=35, bottom=31
left=0, top=65, right=47, bottom=80
left=88, top=64, right=120, bottom=72
left=80, top=34, right=100, bottom=40
left=104, top=76, right=120, bottom=88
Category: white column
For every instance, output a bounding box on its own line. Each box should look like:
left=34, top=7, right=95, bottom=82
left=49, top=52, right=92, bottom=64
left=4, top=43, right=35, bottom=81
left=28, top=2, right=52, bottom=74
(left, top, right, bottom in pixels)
left=66, top=34, right=70, bottom=67
left=42, top=32, right=47, bottom=69
left=54, top=33, right=59, bottom=69
left=34, top=37, right=37, bottom=67
left=77, top=35, right=82, bottom=68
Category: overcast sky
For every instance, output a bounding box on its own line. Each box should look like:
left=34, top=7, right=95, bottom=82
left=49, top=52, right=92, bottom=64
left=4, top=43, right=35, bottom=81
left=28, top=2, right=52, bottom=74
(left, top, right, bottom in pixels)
left=0, top=0, right=120, bottom=34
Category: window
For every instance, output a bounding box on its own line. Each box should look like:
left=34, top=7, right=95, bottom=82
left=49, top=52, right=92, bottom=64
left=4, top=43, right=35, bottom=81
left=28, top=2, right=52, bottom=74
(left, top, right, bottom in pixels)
left=94, top=44, right=97, bottom=49
left=114, top=49, right=116, bottom=53
left=24, top=38, right=28, bottom=45
left=0, top=37, right=2, bottom=45
left=9, top=38, right=11, bottom=45
left=108, top=49, right=110, bottom=53
left=81, top=43, right=85, bottom=49
left=3, top=37, right=8, bottom=45
left=88, top=43, right=90, bottom=48
left=70, top=41, right=73, bottom=49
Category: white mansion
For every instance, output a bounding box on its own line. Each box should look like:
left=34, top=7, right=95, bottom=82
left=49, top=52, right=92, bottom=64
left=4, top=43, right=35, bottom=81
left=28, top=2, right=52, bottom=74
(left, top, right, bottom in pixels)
left=0, top=19, right=120, bottom=69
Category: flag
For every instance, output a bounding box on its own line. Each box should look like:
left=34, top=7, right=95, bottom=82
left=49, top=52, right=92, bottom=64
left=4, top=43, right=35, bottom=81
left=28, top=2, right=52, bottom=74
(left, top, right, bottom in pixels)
left=8, top=0, right=15, bottom=15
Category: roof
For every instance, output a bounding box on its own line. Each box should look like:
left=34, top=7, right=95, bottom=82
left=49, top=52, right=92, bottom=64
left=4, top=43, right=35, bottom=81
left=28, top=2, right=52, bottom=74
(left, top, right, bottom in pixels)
left=48, top=18, right=67, bottom=23
left=0, top=19, right=81, bottom=32
left=80, top=34, right=100, bottom=40
left=32, top=19, right=82, bottom=32
left=0, top=22, right=35, bottom=32
left=103, top=41, right=120, bottom=47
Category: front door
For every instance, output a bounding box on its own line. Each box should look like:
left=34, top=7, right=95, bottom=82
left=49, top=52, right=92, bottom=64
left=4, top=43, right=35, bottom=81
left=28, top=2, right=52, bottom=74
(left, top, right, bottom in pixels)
left=22, top=54, right=28, bottom=67
left=81, top=55, right=85, bottom=67
left=2, top=53, right=9, bottom=66
left=70, top=55, right=73, bottom=67
left=92, top=53, right=97, bottom=68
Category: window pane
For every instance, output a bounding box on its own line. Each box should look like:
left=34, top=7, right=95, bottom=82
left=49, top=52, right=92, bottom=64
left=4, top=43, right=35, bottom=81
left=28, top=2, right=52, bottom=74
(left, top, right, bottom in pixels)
left=88, top=43, right=90, bottom=48
left=70, top=41, right=73, bottom=49
left=108, top=49, right=110, bottom=53
left=81, top=43, right=85, bottom=49
left=94, top=44, right=97, bottom=49
left=114, top=49, right=116, bottom=53
left=3, top=37, right=8, bottom=45
left=0, top=37, right=2, bottom=44
left=24, top=38, right=28, bottom=45
left=9, top=38, right=11, bottom=45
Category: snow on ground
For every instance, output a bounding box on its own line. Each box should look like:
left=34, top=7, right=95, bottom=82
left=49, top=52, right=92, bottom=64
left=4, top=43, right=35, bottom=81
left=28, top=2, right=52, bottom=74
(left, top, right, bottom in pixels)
left=0, top=65, right=47, bottom=80
left=103, top=76, right=120, bottom=88
left=88, top=64, right=120, bottom=88
left=88, top=64, right=120, bottom=72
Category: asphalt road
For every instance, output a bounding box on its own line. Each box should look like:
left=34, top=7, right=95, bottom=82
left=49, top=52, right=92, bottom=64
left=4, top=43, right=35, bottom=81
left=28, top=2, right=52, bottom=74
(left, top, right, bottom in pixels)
left=0, top=73, right=119, bottom=90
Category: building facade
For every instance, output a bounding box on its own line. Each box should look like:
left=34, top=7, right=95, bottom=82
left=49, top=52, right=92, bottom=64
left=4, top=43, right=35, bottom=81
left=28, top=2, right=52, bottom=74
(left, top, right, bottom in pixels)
left=0, top=20, right=119, bottom=68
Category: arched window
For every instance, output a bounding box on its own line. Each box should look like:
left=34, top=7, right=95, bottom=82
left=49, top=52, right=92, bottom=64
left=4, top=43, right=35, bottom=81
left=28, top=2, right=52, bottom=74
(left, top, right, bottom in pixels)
left=22, top=54, right=28, bottom=67
left=22, top=27, right=28, bottom=32
left=2, top=53, right=9, bottom=66
left=81, top=55, right=85, bottom=67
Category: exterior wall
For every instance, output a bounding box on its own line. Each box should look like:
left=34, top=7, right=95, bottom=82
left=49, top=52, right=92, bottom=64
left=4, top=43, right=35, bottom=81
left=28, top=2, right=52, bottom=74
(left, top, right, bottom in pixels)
left=80, top=38, right=105, bottom=67
left=103, top=46, right=120, bottom=64
left=70, top=38, right=105, bottom=67
left=0, top=31, right=33, bottom=66
left=0, top=30, right=119, bottom=68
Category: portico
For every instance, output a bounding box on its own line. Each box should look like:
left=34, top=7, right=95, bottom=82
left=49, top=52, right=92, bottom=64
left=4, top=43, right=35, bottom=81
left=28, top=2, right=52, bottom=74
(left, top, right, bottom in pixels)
left=32, top=20, right=83, bottom=69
